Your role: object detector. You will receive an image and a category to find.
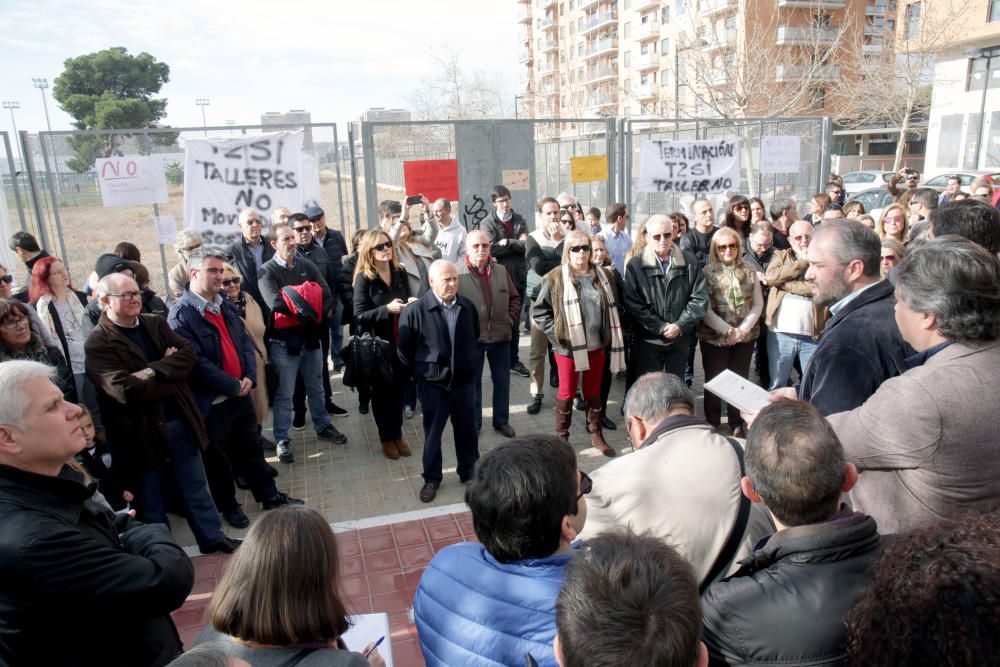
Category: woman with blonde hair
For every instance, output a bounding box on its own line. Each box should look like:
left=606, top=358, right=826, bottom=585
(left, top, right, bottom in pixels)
left=880, top=239, right=907, bottom=278
left=532, top=228, right=626, bottom=457
left=697, top=227, right=763, bottom=437
left=167, top=229, right=203, bottom=300
left=197, top=505, right=384, bottom=666
left=877, top=203, right=910, bottom=244
left=353, top=229, right=413, bottom=460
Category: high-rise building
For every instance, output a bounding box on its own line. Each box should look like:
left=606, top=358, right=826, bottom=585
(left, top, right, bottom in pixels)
left=518, top=0, right=896, bottom=122
left=261, top=109, right=314, bottom=148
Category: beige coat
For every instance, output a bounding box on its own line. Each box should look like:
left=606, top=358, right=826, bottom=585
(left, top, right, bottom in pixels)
left=827, top=339, right=1000, bottom=534
left=239, top=295, right=270, bottom=425
left=580, top=418, right=774, bottom=586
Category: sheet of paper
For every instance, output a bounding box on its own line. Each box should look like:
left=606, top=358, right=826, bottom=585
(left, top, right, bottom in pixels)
left=703, top=369, right=773, bottom=415
left=154, top=216, right=178, bottom=245
left=343, top=612, right=393, bottom=666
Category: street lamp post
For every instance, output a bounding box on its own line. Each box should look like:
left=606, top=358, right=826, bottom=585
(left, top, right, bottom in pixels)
left=32, top=78, right=58, bottom=195
left=195, top=98, right=210, bottom=136
left=2, top=101, right=21, bottom=166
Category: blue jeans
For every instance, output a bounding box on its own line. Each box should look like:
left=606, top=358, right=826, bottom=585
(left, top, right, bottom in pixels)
left=767, top=331, right=819, bottom=390
left=138, top=418, right=225, bottom=551
left=329, top=299, right=344, bottom=365
left=270, top=340, right=331, bottom=441
left=473, top=341, right=511, bottom=431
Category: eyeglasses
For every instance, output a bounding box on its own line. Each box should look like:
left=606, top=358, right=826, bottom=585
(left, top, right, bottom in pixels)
left=884, top=216, right=905, bottom=223
left=308, top=216, right=323, bottom=223
left=0, top=316, right=28, bottom=330
left=470, top=243, right=490, bottom=250
left=733, top=203, right=749, bottom=211
left=222, top=277, right=241, bottom=286
left=650, top=233, right=672, bottom=241
left=577, top=470, right=593, bottom=501
left=717, top=243, right=740, bottom=251
left=0, top=275, right=12, bottom=284
left=372, top=241, right=393, bottom=252
left=292, top=226, right=312, bottom=233
left=881, top=254, right=897, bottom=262
left=495, top=197, right=511, bottom=204
left=108, top=291, right=142, bottom=301
left=244, top=218, right=261, bottom=226
left=560, top=218, right=575, bottom=225
left=569, top=245, right=591, bottom=253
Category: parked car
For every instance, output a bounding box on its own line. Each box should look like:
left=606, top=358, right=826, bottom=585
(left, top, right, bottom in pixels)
left=847, top=187, right=895, bottom=222
left=921, top=171, right=1000, bottom=191
left=841, top=171, right=894, bottom=195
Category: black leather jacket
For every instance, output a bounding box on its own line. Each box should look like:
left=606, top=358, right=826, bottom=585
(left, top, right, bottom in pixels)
left=702, top=511, right=885, bottom=667
left=623, top=245, right=708, bottom=343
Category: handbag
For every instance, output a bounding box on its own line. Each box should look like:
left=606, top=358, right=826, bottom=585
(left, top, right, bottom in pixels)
left=342, top=332, right=395, bottom=389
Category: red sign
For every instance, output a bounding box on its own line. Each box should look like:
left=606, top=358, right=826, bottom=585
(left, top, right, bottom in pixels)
left=403, top=159, right=459, bottom=202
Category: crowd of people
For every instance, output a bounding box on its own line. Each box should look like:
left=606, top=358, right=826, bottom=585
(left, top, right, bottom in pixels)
left=2, top=169, right=1000, bottom=665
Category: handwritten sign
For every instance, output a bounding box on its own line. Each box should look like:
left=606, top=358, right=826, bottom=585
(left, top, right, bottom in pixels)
left=154, top=215, right=178, bottom=245
left=759, top=135, right=800, bottom=174
left=96, top=156, right=168, bottom=207
left=403, top=159, right=459, bottom=201
left=502, top=168, right=531, bottom=191
left=571, top=155, right=608, bottom=184
left=183, top=131, right=305, bottom=243
left=637, top=138, right=741, bottom=194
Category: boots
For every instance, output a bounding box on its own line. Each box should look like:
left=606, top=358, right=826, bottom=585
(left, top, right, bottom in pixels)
left=555, top=398, right=573, bottom=441
left=586, top=397, right=616, bottom=457
left=394, top=438, right=412, bottom=457
left=381, top=440, right=399, bottom=460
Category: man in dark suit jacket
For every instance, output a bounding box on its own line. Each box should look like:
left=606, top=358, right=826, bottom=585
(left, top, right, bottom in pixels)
left=789, top=219, right=912, bottom=415
left=225, top=209, right=274, bottom=315
left=398, top=260, right=481, bottom=503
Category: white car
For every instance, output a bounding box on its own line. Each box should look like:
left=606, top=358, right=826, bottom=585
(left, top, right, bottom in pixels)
left=841, top=171, right=894, bottom=196
left=847, top=187, right=895, bottom=222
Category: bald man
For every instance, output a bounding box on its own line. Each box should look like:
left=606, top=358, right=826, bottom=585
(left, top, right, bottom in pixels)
left=398, top=260, right=481, bottom=502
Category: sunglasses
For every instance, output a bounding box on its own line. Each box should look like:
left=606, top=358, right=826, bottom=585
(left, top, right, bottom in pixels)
left=292, top=226, right=312, bottom=233
left=733, top=203, right=749, bottom=210
left=0, top=275, right=12, bottom=284
left=372, top=241, right=393, bottom=252
left=881, top=254, right=897, bottom=262
left=650, top=233, right=672, bottom=241
left=577, top=470, right=593, bottom=501
left=569, top=245, right=591, bottom=253
left=222, top=277, right=241, bottom=286
left=717, top=243, right=740, bottom=251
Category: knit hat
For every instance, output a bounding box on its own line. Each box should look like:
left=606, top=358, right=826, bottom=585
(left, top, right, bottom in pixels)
left=94, top=253, right=133, bottom=279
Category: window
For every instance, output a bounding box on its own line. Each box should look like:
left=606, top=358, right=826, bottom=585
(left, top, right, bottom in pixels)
left=967, top=53, right=1000, bottom=92
left=814, top=13, right=831, bottom=28
left=675, top=0, right=685, bottom=15
left=905, top=2, right=921, bottom=40
left=641, top=43, right=650, bottom=54
left=625, top=52, right=631, bottom=66
left=991, top=0, right=1000, bottom=22
left=579, top=43, right=585, bottom=56
left=811, top=87, right=826, bottom=109
left=662, top=6, right=670, bottom=23
left=624, top=0, right=630, bottom=7
left=624, top=22, right=631, bottom=38
left=641, top=13, right=650, bottom=24
left=640, top=73, right=650, bottom=85
left=937, top=114, right=963, bottom=169
left=660, top=69, right=671, bottom=86
left=661, top=37, right=670, bottom=53
left=987, top=111, right=1000, bottom=166
left=569, top=0, right=574, bottom=8
left=578, top=16, right=584, bottom=29
left=965, top=113, right=984, bottom=169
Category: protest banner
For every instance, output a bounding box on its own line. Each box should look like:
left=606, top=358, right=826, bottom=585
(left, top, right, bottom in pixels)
left=96, top=156, right=168, bottom=207
left=759, top=136, right=800, bottom=174
left=637, top=138, right=741, bottom=194
left=183, top=131, right=306, bottom=244
left=570, top=155, right=608, bottom=184
left=403, top=159, right=459, bottom=201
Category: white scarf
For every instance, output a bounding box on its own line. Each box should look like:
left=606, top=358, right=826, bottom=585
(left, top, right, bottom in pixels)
left=36, top=293, right=86, bottom=341
left=560, top=264, right=625, bottom=373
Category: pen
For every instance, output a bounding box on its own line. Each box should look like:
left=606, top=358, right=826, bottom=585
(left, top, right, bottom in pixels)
left=364, top=635, right=385, bottom=657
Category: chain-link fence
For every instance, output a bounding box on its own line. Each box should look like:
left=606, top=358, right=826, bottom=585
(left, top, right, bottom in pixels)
left=360, top=119, right=616, bottom=230
left=624, top=117, right=832, bottom=224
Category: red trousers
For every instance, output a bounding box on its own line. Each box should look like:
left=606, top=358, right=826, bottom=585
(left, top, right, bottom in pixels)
left=554, top=348, right=606, bottom=400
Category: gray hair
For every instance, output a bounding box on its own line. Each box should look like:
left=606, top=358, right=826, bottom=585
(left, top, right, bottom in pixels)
left=175, top=229, right=203, bottom=254
left=813, top=219, right=881, bottom=278
left=896, top=236, right=1000, bottom=343
left=644, top=214, right=671, bottom=234
left=0, top=361, right=57, bottom=430
left=623, top=372, right=694, bottom=420
left=95, top=273, right=138, bottom=301
left=186, top=246, right=228, bottom=271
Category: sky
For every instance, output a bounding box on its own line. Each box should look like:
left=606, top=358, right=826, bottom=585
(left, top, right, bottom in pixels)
left=0, top=0, right=523, bottom=134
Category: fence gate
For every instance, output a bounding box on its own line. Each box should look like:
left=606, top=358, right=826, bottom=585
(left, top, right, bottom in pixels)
left=360, top=118, right=617, bottom=231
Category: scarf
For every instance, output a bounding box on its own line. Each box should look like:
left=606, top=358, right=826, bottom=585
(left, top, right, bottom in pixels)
left=0, top=334, right=50, bottom=364
left=560, top=264, right=625, bottom=373
left=233, top=291, right=248, bottom=319
left=36, top=293, right=85, bottom=340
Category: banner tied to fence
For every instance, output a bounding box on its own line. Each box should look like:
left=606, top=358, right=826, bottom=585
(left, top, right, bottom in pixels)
left=183, top=131, right=306, bottom=245
left=637, top=137, right=741, bottom=195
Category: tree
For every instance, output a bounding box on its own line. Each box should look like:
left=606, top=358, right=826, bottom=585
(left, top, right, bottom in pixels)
left=52, top=47, right=171, bottom=172
left=834, top=0, right=976, bottom=172
left=407, top=47, right=512, bottom=120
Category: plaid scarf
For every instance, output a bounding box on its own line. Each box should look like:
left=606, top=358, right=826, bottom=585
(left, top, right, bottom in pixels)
left=560, top=264, right=625, bottom=373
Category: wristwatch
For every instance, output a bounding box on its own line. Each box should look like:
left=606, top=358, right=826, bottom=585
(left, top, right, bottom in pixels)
left=140, top=367, right=155, bottom=379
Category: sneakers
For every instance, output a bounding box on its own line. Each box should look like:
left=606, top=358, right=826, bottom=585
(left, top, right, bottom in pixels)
left=262, top=492, right=305, bottom=510
left=404, top=405, right=415, bottom=419
left=276, top=439, right=295, bottom=464
left=291, top=412, right=306, bottom=431
left=317, top=424, right=348, bottom=444
left=326, top=400, right=349, bottom=417
left=222, top=505, right=250, bottom=529
left=510, top=360, right=530, bottom=377
left=527, top=395, right=542, bottom=415
left=202, top=536, right=242, bottom=554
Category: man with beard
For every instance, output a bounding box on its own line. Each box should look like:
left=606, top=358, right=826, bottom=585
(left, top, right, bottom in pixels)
left=777, top=219, right=912, bottom=415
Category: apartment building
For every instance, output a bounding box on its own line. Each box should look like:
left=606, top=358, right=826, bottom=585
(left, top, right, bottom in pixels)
left=261, top=109, right=315, bottom=149
left=518, top=0, right=896, bottom=121
left=923, top=0, right=1000, bottom=175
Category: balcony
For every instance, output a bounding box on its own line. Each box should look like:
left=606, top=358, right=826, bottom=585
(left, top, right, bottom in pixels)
left=538, top=0, right=556, bottom=9
left=776, top=25, right=841, bottom=46
left=777, top=0, right=845, bottom=6
left=635, top=21, right=660, bottom=40
left=637, top=0, right=661, bottom=11
left=633, top=83, right=657, bottom=99
left=518, top=5, right=532, bottom=23
left=540, top=37, right=558, bottom=53
left=584, top=64, right=617, bottom=84
left=634, top=50, right=660, bottom=70
left=519, top=27, right=532, bottom=43
left=863, top=42, right=884, bottom=53
left=540, top=81, right=558, bottom=96
left=585, top=90, right=616, bottom=112
left=864, top=2, right=887, bottom=14
left=863, top=24, right=883, bottom=35
left=702, top=30, right=736, bottom=51
left=583, top=36, right=618, bottom=60
left=582, top=10, right=618, bottom=35
left=579, top=0, right=600, bottom=9
left=519, top=48, right=534, bottom=64
left=775, top=63, right=841, bottom=82
left=539, top=59, right=558, bottom=75
left=709, top=68, right=728, bottom=86
left=700, top=0, right=737, bottom=18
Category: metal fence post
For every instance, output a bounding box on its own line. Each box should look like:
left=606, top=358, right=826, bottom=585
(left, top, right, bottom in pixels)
left=820, top=116, right=833, bottom=190
left=332, top=124, right=347, bottom=236
left=140, top=130, right=171, bottom=293
left=19, top=131, right=49, bottom=251
left=2, top=132, right=27, bottom=230
left=37, top=132, right=69, bottom=269
left=347, top=124, right=363, bottom=231
left=360, top=122, right=378, bottom=229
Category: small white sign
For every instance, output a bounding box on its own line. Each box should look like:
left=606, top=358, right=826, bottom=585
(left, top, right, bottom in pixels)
left=96, top=156, right=168, bottom=207
left=154, top=215, right=178, bottom=245
left=637, top=138, right=741, bottom=194
left=759, top=136, right=801, bottom=174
